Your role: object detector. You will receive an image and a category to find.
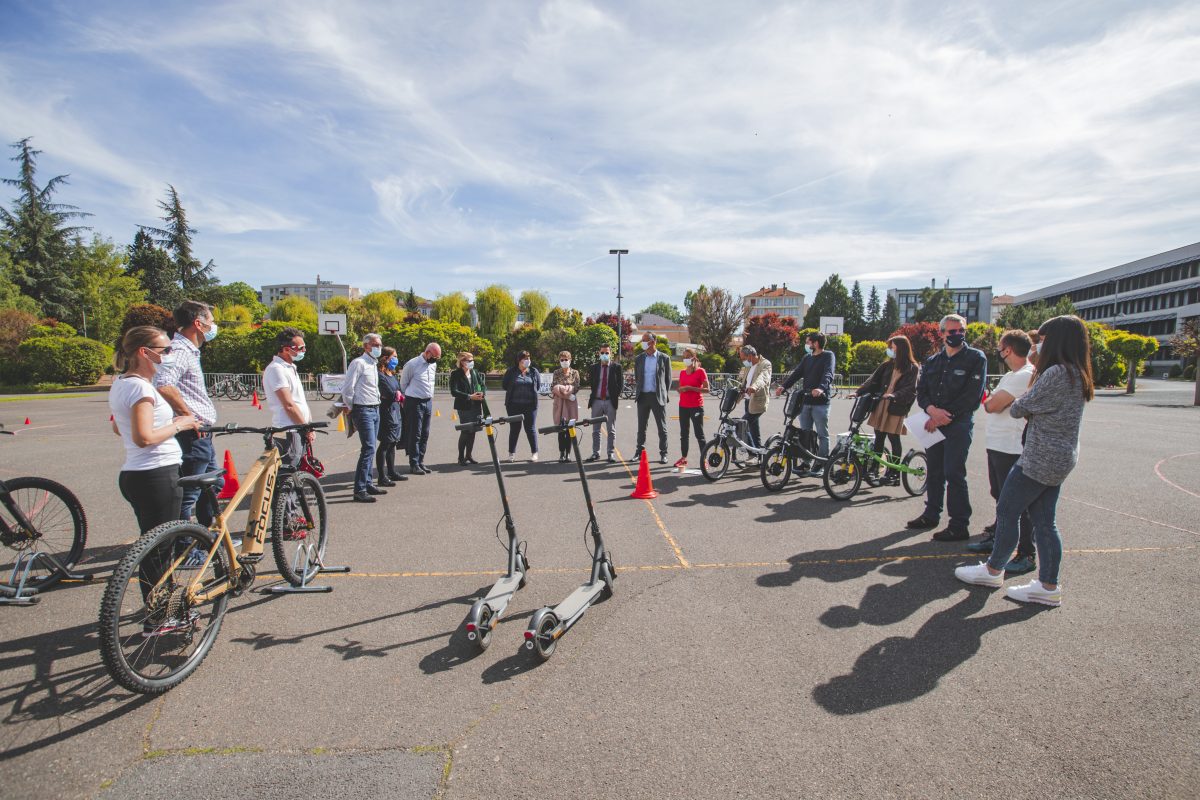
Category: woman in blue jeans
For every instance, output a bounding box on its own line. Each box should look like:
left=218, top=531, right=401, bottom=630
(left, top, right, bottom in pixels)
left=954, top=315, right=1093, bottom=606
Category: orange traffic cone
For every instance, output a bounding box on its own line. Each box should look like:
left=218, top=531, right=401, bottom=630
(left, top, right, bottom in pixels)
left=24, top=417, right=30, bottom=425
left=630, top=450, right=658, bottom=499
left=251, top=390, right=260, bottom=408
left=216, top=450, right=240, bottom=500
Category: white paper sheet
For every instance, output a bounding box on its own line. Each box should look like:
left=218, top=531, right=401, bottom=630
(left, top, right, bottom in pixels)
left=904, top=410, right=946, bottom=450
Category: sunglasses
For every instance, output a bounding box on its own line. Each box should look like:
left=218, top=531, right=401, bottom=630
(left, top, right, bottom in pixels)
left=290, top=344, right=307, bottom=352
left=145, top=345, right=174, bottom=354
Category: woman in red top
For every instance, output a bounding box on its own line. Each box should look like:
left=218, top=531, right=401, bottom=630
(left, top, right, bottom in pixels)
left=675, top=348, right=709, bottom=469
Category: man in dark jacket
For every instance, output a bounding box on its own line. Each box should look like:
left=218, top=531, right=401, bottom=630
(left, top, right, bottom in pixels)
left=586, top=343, right=623, bottom=462
left=777, top=331, right=836, bottom=476
left=909, top=314, right=988, bottom=541
left=634, top=332, right=671, bottom=464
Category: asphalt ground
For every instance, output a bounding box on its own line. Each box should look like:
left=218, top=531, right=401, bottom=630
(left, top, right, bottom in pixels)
left=1, top=380, right=1197, bottom=799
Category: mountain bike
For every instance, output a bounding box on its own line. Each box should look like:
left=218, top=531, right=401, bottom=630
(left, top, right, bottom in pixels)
left=822, top=394, right=927, bottom=500
left=98, top=421, right=329, bottom=695
left=0, top=424, right=89, bottom=601
left=700, top=384, right=779, bottom=481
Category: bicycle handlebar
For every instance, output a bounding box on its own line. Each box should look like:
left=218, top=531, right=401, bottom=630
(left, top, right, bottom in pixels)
left=199, top=421, right=330, bottom=436
left=454, top=413, right=523, bottom=431
left=537, top=415, right=606, bottom=435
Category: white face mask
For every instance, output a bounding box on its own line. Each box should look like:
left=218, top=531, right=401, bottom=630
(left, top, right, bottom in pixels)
left=464, top=361, right=475, bottom=371
left=149, top=350, right=177, bottom=373
left=804, top=344, right=813, bottom=354
left=560, top=360, right=570, bottom=369
left=642, top=340, right=653, bottom=351
left=742, top=359, right=752, bottom=368
left=885, top=347, right=895, bottom=359
left=682, top=358, right=692, bottom=367
left=599, top=353, right=610, bottom=363
left=369, top=346, right=382, bottom=359
left=521, top=359, right=531, bottom=369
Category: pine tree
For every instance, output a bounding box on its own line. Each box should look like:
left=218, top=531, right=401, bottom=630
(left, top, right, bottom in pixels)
left=848, top=280, right=866, bottom=340
left=142, top=185, right=215, bottom=294
left=866, top=285, right=882, bottom=338
left=802, top=274, right=853, bottom=329
left=404, top=286, right=420, bottom=313
left=881, top=294, right=901, bottom=338
left=126, top=229, right=181, bottom=309
left=0, top=138, right=91, bottom=319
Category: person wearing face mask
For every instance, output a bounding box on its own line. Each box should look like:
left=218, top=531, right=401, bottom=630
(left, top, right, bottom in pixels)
left=449, top=351, right=488, bottom=465
left=674, top=348, right=709, bottom=469
left=909, top=313, right=988, bottom=541
left=736, top=345, right=773, bottom=454
left=776, top=332, right=835, bottom=476
left=550, top=350, right=582, bottom=462
left=967, top=329, right=1036, bottom=574
left=1025, top=330, right=1040, bottom=368
left=374, top=346, right=408, bottom=486
left=502, top=350, right=540, bottom=461
left=341, top=333, right=387, bottom=502
left=109, top=326, right=199, bottom=601
left=634, top=333, right=671, bottom=464
left=586, top=343, right=623, bottom=463
left=154, top=300, right=220, bottom=522
left=853, top=335, right=919, bottom=484
left=399, top=341, right=443, bottom=475
left=262, top=327, right=315, bottom=468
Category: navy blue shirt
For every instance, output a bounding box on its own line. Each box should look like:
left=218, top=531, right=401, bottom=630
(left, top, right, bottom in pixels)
left=916, top=346, right=988, bottom=421
left=780, top=351, right=835, bottom=405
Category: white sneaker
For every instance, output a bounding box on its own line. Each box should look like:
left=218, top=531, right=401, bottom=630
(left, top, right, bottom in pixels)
left=1005, top=580, right=1062, bottom=607
left=531, top=452, right=539, bottom=462
left=508, top=453, right=516, bottom=462
left=954, top=562, right=1004, bottom=588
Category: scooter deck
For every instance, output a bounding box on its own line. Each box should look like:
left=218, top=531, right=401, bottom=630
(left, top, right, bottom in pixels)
left=483, top=572, right=523, bottom=607
left=551, top=581, right=605, bottom=626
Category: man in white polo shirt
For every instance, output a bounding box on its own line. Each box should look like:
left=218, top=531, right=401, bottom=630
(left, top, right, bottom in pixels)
left=967, top=329, right=1037, bottom=575
left=262, top=327, right=313, bottom=466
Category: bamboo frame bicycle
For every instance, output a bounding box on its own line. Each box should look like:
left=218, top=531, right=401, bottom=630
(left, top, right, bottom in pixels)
left=99, top=421, right=328, bottom=695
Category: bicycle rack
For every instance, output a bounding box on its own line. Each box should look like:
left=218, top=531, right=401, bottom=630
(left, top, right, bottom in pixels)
left=0, top=551, right=94, bottom=606
left=266, top=541, right=350, bottom=594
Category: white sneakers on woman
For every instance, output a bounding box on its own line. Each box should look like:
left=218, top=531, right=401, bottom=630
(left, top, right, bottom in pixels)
left=955, top=562, right=1063, bottom=606
left=954, top=562, right=1005, bottom=588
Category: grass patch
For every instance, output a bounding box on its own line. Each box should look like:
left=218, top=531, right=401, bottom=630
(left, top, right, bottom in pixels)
left=0, top=393, right=90, bottom=402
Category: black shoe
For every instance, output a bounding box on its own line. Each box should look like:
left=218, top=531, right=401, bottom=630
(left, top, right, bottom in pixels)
left=906, top=515, right=939, bottom=530
left=410, top=465, right=424, bottom=475
left=388, top=471, right=408, bottom=481
left=586, top=453, right=600, bottom=462
left=420, top=465, right=434, bottom=474
left=932, top=527, right=969, bottom=542
left=983, top=521, right=997, bottom=534
left=457, top=458, right=467, bottom=466
left=464, top=457, right=479, bottom=465
left=659, top=454, right=668, bottom=464
left=1004, top=555, right=1037, bottom=575
left=365, top=485, right=388, bottom=496
left=377, top=477, right=396, bottom=487
left=353, top=492, right=376, bottom=503
left=966, top=535, right=995, bottom=554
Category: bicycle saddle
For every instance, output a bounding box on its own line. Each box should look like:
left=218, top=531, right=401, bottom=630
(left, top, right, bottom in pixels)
left=177, top=469, right=227, bottom=489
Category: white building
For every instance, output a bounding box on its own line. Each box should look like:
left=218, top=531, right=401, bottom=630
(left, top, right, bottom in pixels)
left=261, top=276, right=360, bottom=308
left=888, top=282, right=992, bottom=325
left=744, top=284, right=806, bottom=321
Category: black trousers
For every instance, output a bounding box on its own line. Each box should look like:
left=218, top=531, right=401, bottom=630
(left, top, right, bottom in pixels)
left=376, top=441, right=401, bottom=478
left=458, top=428, right=477, bottom=461
left=873, top=431, right=902, bottom=472
left=506, top=403, right=538, bottom=454
left=636, top=395, right=668, bottom=455
left=119, top=465, right=183, bottom=601
left=987, top=449, right=1034, bottom=557
left=679, top=406, right=705, bottom=458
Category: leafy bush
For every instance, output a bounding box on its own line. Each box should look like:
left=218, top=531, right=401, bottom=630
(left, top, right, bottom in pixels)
left=698, top=351, right=726, bottom=373
left=18, top=336, right=112, bottom=385
left=568, top=324, right=620, bottom=374
left=383, top=319, right=495, bottom=372
left=825, top=334, right=854, bottom=374
left=1168, top=363, right=1183, bottom=378
left=0, top=308, right=38, bottom=382
left=1085, top=323, right=1124, bottom=387
left=25, top=319, right=77, bottom=339
left=890, top=322, right=943, bottom=362
left=850, top=340, right=888, bottom=374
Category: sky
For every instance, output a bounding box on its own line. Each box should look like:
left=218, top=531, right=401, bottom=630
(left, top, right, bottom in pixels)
left=2, top=0, right=1198, bottom=315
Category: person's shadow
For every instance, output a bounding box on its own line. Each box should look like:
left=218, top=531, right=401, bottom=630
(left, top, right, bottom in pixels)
left=812, top=590, right=1050, bottom=715
left=818, top=557, right=965, bottom=629
left=757, top=527, right=932, bottom=588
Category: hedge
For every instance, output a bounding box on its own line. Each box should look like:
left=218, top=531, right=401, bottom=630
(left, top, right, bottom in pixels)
left=18, top=336, right=113, bottom=385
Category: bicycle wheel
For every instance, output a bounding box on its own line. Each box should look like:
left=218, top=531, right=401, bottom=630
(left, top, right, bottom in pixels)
left=700, top=439, right=731, bottom=481
left=0, top=477, right=87, bottom=591
left=98, top=521, right=229, bottom=695
left=271, top=471, right=328, bottom=586
left=823, top=449, right=863, bottom=500
left=760, top=444, right=792, bottom=492
left=901, top=451, right=928, bottom=496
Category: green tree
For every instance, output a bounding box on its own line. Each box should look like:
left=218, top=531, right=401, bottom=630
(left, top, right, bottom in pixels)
left=543, top=306, right=583, bottom=331
left=518, top=289, right=551, bottom=328
left=0, top=307, right=39, bottom=382
left=18, top=335, right=112, bottom=385
left=803, top=274, right=853, bottom=329
left=687, top=286, right=743, bottom=356
left=683, top=286, right=706, bottom=318
left=866, top=285, right=882, bottom=339
left=322, top=295, right=367, bottom=335
left=0, top=138, right=91, bottom=319
left=850, top=340, right=889, bottom=374
left=0, top=247, right=39, bottom=315
left=214, top=303, right=253, bottom=328
left=881, top=294, right=901, bottom=337
left=967, top=322, right=1001, bottom=373
left=825, top=333, right=854, bottom=375
left=270, top=295, right=318, bottom=328
left=639, top=301, right=685, bottom=324
left=1168, top=316, right=1200, bottom=406
left=142, top=185, right=215, bottom=294
left=403, top=286, right=420, bottom=313
left=207, top=281, right=267, bottom=321
left=75, top=235, right=146, bottom=344
left=1107, top=330, right=1160, bottom=394
left=360, top=291, right=404, bottom=331
left=502, top=323, right=542, bottom=367
left=431, top=291, right=471, bottom=326
left=997, top=297, right=1078, bottom=331
left=475, top=284, right=518, bottom=341
left=912, top=287, right=957, bottom=323
left=384, top=318, right=495, bottom=371
left=569, top=324, right=620, bottom=374
left=848, top=281, right=866, bottom=340
left=126, top=229, right=180, bottom=309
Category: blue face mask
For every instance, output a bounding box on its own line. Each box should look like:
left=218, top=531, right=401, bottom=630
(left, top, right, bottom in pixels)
left=804, top=344, right=813, bottom=354
left=203, top=321, right=219, bottom=342
left=387, top=357, right=399, bottom=370
left=885, top=347, right=895, bottom=359
left=599, top=353, right=610, bottom=363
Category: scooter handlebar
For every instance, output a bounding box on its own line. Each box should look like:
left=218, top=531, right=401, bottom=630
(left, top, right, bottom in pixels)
left=454, top=413, right=524, bottom=431
left=536, top=415, right=607, bottom=435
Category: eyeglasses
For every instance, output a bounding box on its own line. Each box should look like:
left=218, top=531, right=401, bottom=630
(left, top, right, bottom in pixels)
left=146, top=345, right=174, bottom=354
left=290, top=344, right=307, bottom=352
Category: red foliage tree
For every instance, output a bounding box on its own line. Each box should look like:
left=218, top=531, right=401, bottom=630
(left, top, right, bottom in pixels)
left=743, top=312, right=800, bottom=368
left=591, top=312, right=634, bottom=357
left=890, top=321, right=943, bottom=362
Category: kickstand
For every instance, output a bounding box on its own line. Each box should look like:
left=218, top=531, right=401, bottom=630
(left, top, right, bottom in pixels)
left=266, top=541, right=350, bottom=594
left=0, top=551, right=95, bottom=606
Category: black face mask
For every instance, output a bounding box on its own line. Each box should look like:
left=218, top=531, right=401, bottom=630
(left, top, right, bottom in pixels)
left=945, top=333, right=966, bottom=348
left=427, top=357, right=439, bottom=364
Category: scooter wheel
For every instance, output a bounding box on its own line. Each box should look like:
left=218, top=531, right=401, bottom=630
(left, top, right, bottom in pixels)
left=531, top=610, right=558, bottom=661
left=475, top=604, right=494, bottom=651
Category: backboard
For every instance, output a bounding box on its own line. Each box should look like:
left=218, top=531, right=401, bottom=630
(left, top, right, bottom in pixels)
left=318, top=313, right=347, bottom=336
left=819, top=316, right=844, bottom=336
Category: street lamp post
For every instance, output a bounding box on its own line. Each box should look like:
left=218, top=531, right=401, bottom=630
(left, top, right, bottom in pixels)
left=609, top=249, right=628, bottom=352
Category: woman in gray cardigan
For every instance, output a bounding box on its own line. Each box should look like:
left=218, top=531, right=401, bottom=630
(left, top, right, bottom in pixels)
left=954, top=315, right=1093, bottom=606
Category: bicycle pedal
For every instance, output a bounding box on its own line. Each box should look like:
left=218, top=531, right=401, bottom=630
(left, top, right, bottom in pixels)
left=236, top=553, right=263, bottom=565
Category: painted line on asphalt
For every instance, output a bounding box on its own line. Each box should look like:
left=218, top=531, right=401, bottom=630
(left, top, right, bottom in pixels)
left=614, top=446, right=690, bottom=568
left=1152, top=452, right=1200, bottom=500
left=1063, top=495, right=1200, bottom=536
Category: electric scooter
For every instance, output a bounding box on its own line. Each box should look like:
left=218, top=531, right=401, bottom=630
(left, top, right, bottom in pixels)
left=524, top=416, right=617, bottom=661
left=455, top=413, right=530, bottom=651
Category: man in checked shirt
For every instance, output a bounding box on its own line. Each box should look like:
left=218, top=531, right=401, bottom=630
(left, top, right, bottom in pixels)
left=154, top=300, right=221, bottom=524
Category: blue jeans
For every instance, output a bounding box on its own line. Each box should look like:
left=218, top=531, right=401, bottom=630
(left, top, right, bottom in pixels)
left=799, top=403, right=830, bottom=458
left=177, top=431, right=219, bottom=523
left=351, top=405, right=379, bottom=494
left=987, top=465, right=1063, bottom=585
left=405, top=397, right=432, bottom=466
left=742, top=401, right=763, bottom=449
left=923, top=418, right=973, bottom=532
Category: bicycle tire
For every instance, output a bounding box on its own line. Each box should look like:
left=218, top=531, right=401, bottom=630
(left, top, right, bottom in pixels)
left=700, top=439, right=731, bottom=481
left=98, top=521, right=229, bottom=695
left=0, top=476, right=87, bottom=591
left=271, top=471, right=328, bottom=586
left=760, top=444, right=792, bottom=492
left=902, top=451, right=928, bottom=496
left=823, top=448, right=862, bottom=500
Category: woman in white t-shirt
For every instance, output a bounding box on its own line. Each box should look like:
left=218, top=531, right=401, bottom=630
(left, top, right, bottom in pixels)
left=109, top=326, right=199, bottom=537
left=966, top=329, right=1037, bottom=573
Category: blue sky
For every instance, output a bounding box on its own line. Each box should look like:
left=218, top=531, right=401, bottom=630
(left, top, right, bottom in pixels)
left=2, top=0, right=1198, bottom=314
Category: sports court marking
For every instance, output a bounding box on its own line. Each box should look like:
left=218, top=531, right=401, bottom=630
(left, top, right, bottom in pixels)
left=613, top=447, right=690, bottom=568
left=1063, top=494, right=1200, bottom=536
left=1152, top=452, right=1200, bottom=500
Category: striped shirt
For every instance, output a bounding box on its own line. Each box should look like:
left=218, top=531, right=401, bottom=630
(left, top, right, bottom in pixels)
left=153, top=332, right=217, bottom=425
